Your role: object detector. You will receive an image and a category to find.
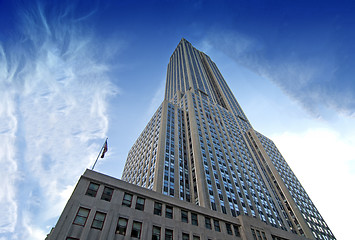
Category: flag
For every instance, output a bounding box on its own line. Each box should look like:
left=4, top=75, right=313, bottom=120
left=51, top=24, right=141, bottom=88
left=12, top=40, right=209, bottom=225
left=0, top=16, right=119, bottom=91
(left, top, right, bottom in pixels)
left=100, top=139, right=108, bottom=158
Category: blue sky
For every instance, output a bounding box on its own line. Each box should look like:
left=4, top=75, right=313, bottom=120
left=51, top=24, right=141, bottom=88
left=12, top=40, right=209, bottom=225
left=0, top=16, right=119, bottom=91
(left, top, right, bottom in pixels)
left=0, top=0, right=354, bottom=239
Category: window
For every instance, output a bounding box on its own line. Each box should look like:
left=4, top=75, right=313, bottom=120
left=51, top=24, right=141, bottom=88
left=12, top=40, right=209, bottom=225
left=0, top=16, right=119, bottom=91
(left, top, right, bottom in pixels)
left=122, top=193, right=133, bottom=207
left=182, top=233, right=189, bottom=240
left=166, top=205, right=173, bottom=219
left=226, top=223, right=233, bottom=235
left=213, top=219, right=220, bottom=232
left=116, top=218, right=128, bottom=235
left=152, top=226, right=161, bottom=240
left=234, top=225, right=240, bottom=237
left=66, top=238, right=79, bottom=240
left=191, top=213, right=198, bottom=226
left=181, top=210, right=188, bottom=223
left=86, top=182, right=99, bottom=197
left=101, top=186, right=114, bottom=202
left=135, top=197, right=145, bottom=211
left=131, top=221, right=142, bottom=239
left=154, top=202, right=162, bottom=215
left=165, top=228, right=173, bottom=240
left=205, top=217, right=212, bottom=229
left=193, top=236, right=200, bottom=240
left=91, top=211, right=106, bottom=230
left=73, top=207, right=90, bottom=226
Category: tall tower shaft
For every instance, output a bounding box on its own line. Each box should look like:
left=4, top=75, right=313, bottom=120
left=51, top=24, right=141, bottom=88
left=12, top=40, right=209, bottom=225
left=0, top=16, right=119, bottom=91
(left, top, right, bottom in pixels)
left=122, top=39, right=335, bottom=240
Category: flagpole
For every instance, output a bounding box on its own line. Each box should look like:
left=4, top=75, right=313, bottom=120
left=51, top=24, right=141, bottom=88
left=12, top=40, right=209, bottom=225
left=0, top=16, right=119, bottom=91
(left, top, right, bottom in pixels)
left=92, top=138, right=108, bottom=170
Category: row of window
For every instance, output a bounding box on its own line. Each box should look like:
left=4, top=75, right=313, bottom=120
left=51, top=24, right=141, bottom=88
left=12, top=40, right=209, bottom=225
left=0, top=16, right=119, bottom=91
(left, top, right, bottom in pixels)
left=71, top=207, right=142, bottom=238
left=83, top=183, right=242, bottom=237
left=121, top=191, right=241, bottom=237
left=151, top=199, right=240, bottom=237
left=73, top=207, right=106, bottom=230
left=86, top=182, right=114, bottom=201
left=72, top=205, right=238, bottom=240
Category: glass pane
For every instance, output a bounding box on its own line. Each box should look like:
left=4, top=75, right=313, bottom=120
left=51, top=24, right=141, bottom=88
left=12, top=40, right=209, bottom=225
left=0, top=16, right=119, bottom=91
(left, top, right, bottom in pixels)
left=153, top=226, right=161, bottom=234
left=92, top=220, right=103, bottom=229
left=165, top=229, right=173, bottom=240
left=124, top=193, right=132, bottom=200
left=181, top=210, right=188, bottom=222
left=78, top=208, right=89, bottom=217
left=133, top=221, right=142, bottom=229
left=166, top=206, right=173, bottom=218
left=89, top=183, right=99, bottom=190
left=104, top=187, right=114, bottom=194
left=95, top=212, right=106, bottom=221
left=74, top=216, right=86, bottom=225
left=137, top=197, right=145, bottom=204
left=119, top=218, right=127, bottom=226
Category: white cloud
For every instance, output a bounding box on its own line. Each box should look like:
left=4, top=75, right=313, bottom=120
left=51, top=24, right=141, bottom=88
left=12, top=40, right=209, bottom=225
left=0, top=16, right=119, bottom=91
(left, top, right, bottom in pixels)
left=19, top=211, right=47, bottom=240
left=0, top=47, right=18, bottom=234
left=0, top=2, right=119, bottom=239
left=272, top=127, right=355, bottom=240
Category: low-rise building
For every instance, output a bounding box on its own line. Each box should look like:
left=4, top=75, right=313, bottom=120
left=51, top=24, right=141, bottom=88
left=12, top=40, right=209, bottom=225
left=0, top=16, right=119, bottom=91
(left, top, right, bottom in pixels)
left=46, top=170, right=309, bottom=240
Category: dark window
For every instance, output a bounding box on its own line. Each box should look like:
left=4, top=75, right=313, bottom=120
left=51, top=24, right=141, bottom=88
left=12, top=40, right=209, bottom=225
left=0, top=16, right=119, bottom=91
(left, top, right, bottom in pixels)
left=122, top=193, right=133, bottom=207
left=154, top=202, right=162, bottom=215
left=101, top=186, right=114, bottom=201
left=191, top=213, right=198, bottom=226
left=234, top=225, right=241, bottom=237
left=222, top=205, right=227, bottom=214
left=193, top=236, right=200, bottom=240
left=131, top=221, right=142, bottom=239
left=152, top=226, right=161, bottom=240
left=73, top=207, right=90, bottom=226
left=182, top=233, right=189, bottom=240
left=86, top=182, right=99, bottom=197
left=116, top=218, right=128, bottom=235
left=91, top=211, right=106, bottom=230
left=205, top=217, right=212, bottom=229
left=211, top=202, right=216, bottom=211
left=181, top=210, right=188, bottom=223
left=166, top=205, right=173, bottom=219
left=226, top=223, right=233, bottom=235
left=135, top=197, right=145, bottom=211
left=165, top=228, right=173, bottom=240
left=66, top=238, right=80, bottom=240
left=213, top=219, right=220, bottom=232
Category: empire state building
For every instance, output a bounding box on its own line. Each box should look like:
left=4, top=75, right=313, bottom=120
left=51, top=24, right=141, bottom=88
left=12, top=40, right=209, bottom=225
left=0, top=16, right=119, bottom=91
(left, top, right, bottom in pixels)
left=48, top=39, right=335, bottom=240
left=121, top=38, right=335, bottom=240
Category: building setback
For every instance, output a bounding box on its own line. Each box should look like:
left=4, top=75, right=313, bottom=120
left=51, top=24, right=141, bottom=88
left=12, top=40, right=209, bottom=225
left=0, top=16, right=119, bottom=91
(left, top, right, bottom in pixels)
left=47, top=39, right=335, bottom=240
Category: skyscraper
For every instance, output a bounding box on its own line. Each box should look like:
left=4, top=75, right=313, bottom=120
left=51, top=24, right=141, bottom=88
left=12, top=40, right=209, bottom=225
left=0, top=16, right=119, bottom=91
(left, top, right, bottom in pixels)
left=121, top=38, right=335, bottom=240
left=47, top=39, right=335, bottom=240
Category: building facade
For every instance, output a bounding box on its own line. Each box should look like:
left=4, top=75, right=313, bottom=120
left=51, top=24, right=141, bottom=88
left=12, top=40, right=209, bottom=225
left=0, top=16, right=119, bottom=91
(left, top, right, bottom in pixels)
left=48, top=39, right=335, bottom=240
left=47, top=170, right=312, bottom=240
left=121, top=39, right=335, bottom=240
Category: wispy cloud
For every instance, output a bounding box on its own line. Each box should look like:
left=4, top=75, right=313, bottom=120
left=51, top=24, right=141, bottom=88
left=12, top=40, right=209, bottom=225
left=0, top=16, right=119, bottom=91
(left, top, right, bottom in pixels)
left=0, top=50, right=18, bottom=233
left=0, top=1, right=118, bottom=239
left=204, top=30, right=355, bottom=118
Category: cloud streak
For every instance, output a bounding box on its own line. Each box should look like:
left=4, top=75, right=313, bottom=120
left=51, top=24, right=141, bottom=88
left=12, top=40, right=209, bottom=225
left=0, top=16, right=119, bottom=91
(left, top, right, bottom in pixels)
left=0, top=1, right=118, bottom=239
left=204, top=29, right=355, bottom=118
left=0, top=51, right=18, bottom=233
